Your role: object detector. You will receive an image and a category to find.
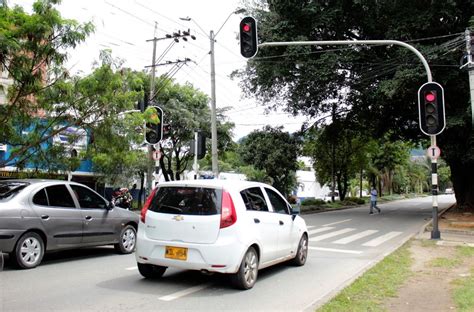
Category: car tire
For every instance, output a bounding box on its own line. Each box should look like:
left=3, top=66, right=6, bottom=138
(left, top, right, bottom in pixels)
left=230, top=246, right=259, bottom=290
left=114, top=225, right=137, bottom=254
left=291, top=234, right=308, bottom=266
left=137, top=263, right=167, bottom=279
left=12, top=232, right=44, bottom=269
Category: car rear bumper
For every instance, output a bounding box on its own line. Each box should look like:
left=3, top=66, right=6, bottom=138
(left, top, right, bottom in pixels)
left=0, top=229, right=23, bottom=253
left=135, top=228, right=246, bottom=274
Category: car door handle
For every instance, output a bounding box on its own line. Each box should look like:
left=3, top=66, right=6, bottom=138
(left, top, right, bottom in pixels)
left=279, top=220, right=284, bottom=225
left=85, top=216, right=93, bottom=221
left=41, top=215, right=49, bottom=220
left=254, top=218, right=260, bottom=224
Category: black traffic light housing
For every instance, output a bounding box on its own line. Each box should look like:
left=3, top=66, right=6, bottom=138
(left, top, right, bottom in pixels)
left=190, top=131, right=206, bottom=159
left=239, top=16, right=258, bottom=58
left=144, top=106, right=163, bottom=145
left=418, top=82, right=445, bottom=136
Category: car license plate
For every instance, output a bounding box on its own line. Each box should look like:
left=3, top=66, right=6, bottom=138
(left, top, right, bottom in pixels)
left=165, top=246, right=188, bottom=260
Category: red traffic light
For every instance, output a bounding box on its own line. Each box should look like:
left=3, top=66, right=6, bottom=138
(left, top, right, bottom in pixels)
left=425, top=91, right=436, bottom=102
left=242, top=23, right=251, bottom=32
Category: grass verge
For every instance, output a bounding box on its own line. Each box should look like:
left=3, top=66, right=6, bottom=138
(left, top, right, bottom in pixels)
left=452, top=267, right=474, bottom=312
left=317, top=243, right=412, bottom=312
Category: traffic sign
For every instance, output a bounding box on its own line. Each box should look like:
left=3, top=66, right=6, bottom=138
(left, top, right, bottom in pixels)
left=427, top=145, right=441, bottom=160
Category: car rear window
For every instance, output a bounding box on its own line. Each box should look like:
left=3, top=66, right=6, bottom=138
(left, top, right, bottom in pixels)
left=149, top=186, right=222, bottom=215
left=0, top=181, right=30, bottom=200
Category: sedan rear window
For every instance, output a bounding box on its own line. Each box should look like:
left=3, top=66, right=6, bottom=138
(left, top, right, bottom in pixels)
left=149, top=186, right=222, bottom=216
left=0, top=181, right=30, bottom=200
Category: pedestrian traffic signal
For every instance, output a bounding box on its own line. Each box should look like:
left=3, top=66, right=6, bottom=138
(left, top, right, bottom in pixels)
left=144, top=106, right=163, bottom=145
left=418, top=82, right=445, bottom=136
left=239, top=16, right=258, bottom=58
left=190, top=131, right=206, bottom=159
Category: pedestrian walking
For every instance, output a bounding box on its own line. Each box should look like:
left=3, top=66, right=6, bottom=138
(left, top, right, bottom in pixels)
left=370, top=187, right=381, bottom=214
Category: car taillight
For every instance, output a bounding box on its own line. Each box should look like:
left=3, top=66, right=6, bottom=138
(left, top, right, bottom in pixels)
left=140, top=188, right=157, bottom=223
left=220, top=190, right=237, bottom=229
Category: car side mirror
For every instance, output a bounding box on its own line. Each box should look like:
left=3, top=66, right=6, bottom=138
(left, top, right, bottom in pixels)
left=107, top=201, right=115, bottom=210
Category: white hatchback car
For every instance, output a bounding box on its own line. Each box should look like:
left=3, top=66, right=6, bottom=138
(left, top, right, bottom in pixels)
left=135, top=180, right=308, bottom=289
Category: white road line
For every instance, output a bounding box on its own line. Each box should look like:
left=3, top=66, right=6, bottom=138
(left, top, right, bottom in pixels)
left=310, top=228, right=356, bottom=242
left=322, top=219, right=352, bottom=227
left=125, top=266, right=137, bottom=271
left=159, top=283, right=212, bottom=301
left=362, top=231, right=403, bottom=247
left=332, top=230, right=379, bottom=245
left=308, top=227, right=334, bottom=235
left=307, top=225, right=317, bottom=229
left=309, top=246, right=363, bottom=254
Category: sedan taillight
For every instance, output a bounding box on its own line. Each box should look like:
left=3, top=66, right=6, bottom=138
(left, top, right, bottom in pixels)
left=140, top=188, right=157, bottom=223
left=220, top=190, right=237, bottom=229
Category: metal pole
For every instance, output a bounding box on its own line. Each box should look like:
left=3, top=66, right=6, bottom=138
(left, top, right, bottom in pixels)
left=466, top=29, right=474, bottom=128
left=194, top=131, right=198, bottom=180
left=210, top=30, right=219, bottom=177
left=430, top=135, right=440, bottom=239
left=147, top=23, right=158, bottom=193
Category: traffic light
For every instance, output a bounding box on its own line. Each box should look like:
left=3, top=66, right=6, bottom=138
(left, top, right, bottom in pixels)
left=144, top=106, right=163, bottom=145
left=239, top=16, right=258, bottom=58
left=190, top=131, right=206, bottom=159
left=418, top=82, right=445, bottom=136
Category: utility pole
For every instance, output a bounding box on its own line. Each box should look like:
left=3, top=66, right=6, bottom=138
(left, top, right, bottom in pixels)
left=210, top=30, right=218, bottom=177
left=146, top=23, right=158, bottom=194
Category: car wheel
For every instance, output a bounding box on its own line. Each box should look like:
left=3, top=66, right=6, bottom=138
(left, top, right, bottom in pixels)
left=291, top=234, right=308, bottom=266
left=231, top=247, right=259, bottom=290
left=12, top=232, right=44, bottom=269
left=114, top=225, right=137, bottom=254
left=137, top=263, right=167, bottom=279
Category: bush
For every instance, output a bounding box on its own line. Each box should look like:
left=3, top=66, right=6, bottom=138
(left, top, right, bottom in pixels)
left=301, top=198, right=326, bottom=206
left=342, top=197, right=365, bottom=205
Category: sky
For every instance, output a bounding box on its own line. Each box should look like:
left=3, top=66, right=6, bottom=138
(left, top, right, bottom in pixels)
left=9, top=0, right=309, bottom=140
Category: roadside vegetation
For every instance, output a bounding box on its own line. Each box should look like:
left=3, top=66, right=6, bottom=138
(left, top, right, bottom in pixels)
left=317, top=240, right=474, bottom=312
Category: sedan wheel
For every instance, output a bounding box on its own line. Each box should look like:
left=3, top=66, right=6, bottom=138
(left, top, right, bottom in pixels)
left=291, top=234, right=308, bottom=266
left=114, top=225, right=137, bottom=254
left=13, top=232, right=44, bottom=269
left=137, top=263, right=167, bottom=279
left=231, top=247, right=258, bottom=290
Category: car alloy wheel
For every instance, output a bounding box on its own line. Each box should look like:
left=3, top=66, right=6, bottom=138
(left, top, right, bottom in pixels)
left=14, top=232, right=44, bottom=269
left=291, top=234, right=308, bottom=266
left=231, top=247, right=258, bottom=289
left=115, top=225, right=137, bottom=254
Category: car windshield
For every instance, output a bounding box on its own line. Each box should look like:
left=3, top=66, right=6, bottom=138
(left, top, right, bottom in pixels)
left=0, top=181, right=30, bottom=200
left=149, top=186, right=222, bottom=215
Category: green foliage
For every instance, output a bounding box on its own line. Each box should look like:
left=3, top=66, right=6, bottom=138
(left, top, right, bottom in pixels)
left=342, top=197, right=366, bottom=205
left=239, top=126, right=299, bottom=195
left=301, top=198, right=325, bottom=206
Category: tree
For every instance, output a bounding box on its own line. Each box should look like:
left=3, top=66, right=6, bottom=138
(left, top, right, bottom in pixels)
left=0, top=0, right=95, bottom=168
left=238, top=0, right=474, bottom=209
left=239, top=126, right=299, bottom=195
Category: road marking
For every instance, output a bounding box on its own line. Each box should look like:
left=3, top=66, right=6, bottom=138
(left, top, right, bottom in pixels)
left=310, top=228, right=356, bottom=242
left=307, top=225, right=317, bottom=229
left=332, top=230, right=379, bottom=245
left=309, top=246, right=363, bottom=254
left=322, top=219, right=352, bottom=227
left=362, top=231, right=403, bottom=247
left=125, top=266, right=137, bottom=271
left=308, top=227, right=334, bottom=235
left=159, top=283, right=212, bottom=301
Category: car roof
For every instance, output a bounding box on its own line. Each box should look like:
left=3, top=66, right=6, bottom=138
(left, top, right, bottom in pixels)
left=155, top=179, right=271, bottom=191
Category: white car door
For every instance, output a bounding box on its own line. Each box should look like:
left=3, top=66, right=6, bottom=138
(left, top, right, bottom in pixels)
left=264, top=187, right=296, bottom=258
left=240, top=187, right=280, bottom=264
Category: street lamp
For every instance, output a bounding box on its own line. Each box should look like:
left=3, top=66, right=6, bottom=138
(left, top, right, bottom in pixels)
left=180, top=8, right=246, bottom=178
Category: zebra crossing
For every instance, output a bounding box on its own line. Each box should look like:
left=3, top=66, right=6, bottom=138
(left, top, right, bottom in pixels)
left=307, top=224, right=403, bottom=248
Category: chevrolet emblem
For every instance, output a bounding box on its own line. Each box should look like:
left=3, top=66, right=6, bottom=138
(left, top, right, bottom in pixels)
left=172, top=215, right=184, bottom=221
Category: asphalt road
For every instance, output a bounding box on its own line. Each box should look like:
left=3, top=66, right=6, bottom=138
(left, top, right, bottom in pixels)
left=0, top=195, right=455, bottom=312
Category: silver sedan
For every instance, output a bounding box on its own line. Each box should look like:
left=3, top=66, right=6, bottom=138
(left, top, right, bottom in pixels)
left=0, top=179, right=139, bottom=269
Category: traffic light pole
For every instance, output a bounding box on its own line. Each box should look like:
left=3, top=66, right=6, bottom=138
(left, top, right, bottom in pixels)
left=258, top=39, right=440, bottom=239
